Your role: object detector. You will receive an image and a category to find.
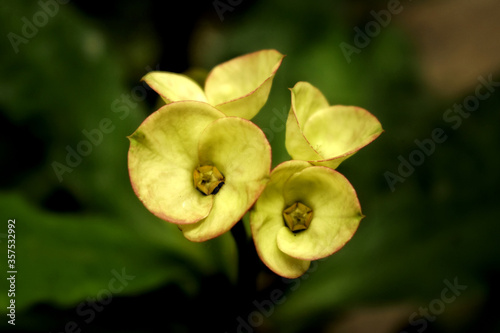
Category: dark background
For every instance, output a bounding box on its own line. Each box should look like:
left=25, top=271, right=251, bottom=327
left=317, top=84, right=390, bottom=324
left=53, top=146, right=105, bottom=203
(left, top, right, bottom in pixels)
left=1, top=0, right=500, bottom=332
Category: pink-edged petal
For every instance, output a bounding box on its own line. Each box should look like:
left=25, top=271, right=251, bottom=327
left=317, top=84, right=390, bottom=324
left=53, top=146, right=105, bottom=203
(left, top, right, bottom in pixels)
left=142, top=71, right=207, bottom=104
left=180, top=117, right=272, bottom=241
left=127, top=101, right=224, bottom=224
left=285, top=81, right=329, bottom=162
left=286, top=81, right=383, bottom=169
left=251, top=211, right=310, bottom=278
left=205, top=49, right=285, bottom=119
left=250, top=160, right=312, bottom=278
left=303, top=105, right=383, bottom=169
left=276, top=166, right=364, bottom=260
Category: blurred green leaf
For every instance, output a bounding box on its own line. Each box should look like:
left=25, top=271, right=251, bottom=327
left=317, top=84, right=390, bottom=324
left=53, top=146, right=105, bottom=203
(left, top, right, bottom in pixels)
left=0, top=1, right=237, bottom=314
left=0, top=192, right=196, bottom=310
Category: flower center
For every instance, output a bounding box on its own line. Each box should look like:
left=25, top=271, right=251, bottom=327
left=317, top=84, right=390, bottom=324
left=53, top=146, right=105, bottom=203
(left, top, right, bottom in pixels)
left=283, top=202, right=313, bottom=232
left=193, top=165, right=225, bottom=196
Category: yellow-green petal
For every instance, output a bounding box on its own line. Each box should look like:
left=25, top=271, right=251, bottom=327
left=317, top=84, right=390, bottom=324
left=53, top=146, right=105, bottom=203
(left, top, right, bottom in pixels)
left=303, top=106, right=383, bottom=169
left=276, top=166, right=363, bottom=261
left=127, top=101, right=224, bottom=224
left=180, top=117, right=272, bottom=242
left=142, top=71, right=207, bottom=104
left=205, top=49, right=285, bottom=119
left=285, top=106, right=323, bottom=162
left=251, top=211, right=310, bottom=278
left=250, top=160, right=312, bottom=278
left=286, top=81, right=383, bottom=169
left=285, top=82, right=329, bottom=161
left=179, top=182, right=249, bottom=242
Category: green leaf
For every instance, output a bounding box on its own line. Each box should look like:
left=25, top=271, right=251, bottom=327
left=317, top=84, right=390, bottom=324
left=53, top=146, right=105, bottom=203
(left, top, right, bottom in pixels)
left=0, top=192, right=222, bottom=312
left=0, top=2, right=238, bottom=314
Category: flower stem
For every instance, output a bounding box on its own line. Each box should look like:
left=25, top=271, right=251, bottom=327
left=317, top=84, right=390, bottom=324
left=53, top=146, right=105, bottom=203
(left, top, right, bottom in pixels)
left=230, top=219, right=259, bottom=300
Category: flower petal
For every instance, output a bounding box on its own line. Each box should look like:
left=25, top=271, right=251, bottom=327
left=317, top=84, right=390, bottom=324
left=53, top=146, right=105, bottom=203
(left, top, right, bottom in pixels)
left=250, top=160, right=312, bottom=278
left=127, top=101, right=224, bottom=224
left=251, top=212, right=310, bottom=278
left=205, top=49, right=285, bottom=119
left=180, top=117, right=272, bottom=241
left=276, top=166, right=363, bottom=261
left=285, top=81, right=328, bottom=162
left=303, top=106, right=383, bottom=169
left=286, top=81, right=383, bottom=169
left=142, top=71, right=207, bottom=104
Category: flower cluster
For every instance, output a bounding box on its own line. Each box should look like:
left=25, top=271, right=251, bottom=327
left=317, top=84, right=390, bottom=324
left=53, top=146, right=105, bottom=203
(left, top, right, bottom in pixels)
left=128, top=49, right=383, bottom=277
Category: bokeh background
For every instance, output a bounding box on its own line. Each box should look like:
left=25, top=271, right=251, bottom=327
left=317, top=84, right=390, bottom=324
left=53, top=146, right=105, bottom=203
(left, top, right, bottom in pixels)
left=1, top=0, right=500, bottom=332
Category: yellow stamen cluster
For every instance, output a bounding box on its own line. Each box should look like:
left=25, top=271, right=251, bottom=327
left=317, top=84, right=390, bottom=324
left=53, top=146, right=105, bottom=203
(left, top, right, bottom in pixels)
left=193, top=165, right=225, bottom=195
left=283, top=202, right=313, bottom=232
